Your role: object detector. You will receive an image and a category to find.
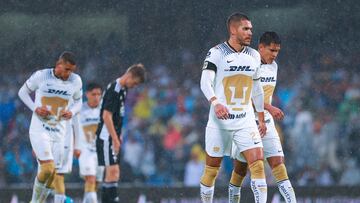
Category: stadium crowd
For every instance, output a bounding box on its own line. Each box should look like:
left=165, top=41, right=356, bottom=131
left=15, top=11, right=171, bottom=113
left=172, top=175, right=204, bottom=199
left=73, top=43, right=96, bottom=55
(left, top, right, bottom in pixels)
left=0, top=29, right=359, bottom=188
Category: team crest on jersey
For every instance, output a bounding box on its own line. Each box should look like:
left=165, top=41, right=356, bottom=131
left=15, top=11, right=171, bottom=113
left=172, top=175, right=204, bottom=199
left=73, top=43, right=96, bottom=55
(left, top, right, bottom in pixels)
left=202, top=61, right=208, bottom=70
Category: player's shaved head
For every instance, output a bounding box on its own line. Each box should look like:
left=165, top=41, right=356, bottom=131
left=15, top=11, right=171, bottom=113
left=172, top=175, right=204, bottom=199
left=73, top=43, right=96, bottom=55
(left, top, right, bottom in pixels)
left=259, top=32, right=281, bottom=46
left=59, top=51, right=76, bottom=65
left=227, top=12, right=250, bottom=33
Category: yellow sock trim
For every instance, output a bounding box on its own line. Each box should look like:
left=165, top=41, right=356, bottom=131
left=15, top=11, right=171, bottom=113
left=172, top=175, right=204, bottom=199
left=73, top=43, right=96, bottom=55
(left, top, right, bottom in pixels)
left=272, top=163, right=289, bottom=182
left=200, top=165, right=220, bottom=187
left=37, top=162, right=56, bottom=185
left=249, top=160, right=265, bottom=179
left=230, top=170, right=245, bottom=187
left=85, top=182, right=97, bottom=192
left=53, top=174, right=65, bottom=194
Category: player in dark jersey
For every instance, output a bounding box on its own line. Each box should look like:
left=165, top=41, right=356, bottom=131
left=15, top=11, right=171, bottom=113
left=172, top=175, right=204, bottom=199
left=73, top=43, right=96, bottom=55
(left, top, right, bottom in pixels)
left=96, top=63, right=146, bottom=203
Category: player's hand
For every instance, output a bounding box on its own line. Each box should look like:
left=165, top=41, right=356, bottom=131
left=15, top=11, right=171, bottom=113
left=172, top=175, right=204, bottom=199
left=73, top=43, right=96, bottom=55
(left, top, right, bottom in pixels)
left=268, top=105, right=284, bottom=120
left=258, top=121, right=267, bottom=137
left=214, top=103, right=230, bottom=120
left=35, top=106, right=51, bottom=118
left=112, top=137, right=121, bottom=155
left=61, top=110, right=73, bottom=120
left=74, top=149, right=81, bottom=158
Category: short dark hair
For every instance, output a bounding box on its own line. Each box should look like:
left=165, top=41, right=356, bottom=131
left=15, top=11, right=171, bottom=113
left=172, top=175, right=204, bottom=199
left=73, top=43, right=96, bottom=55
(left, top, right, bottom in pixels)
left=86, top=82, right=102, bottom=92
left=126, top=63, right=146, bottom=83
left=59, top=51, right=76, bottom=65
left=259, top=32, right=281, bottom=46
left=227, top=12, right=250, bottom=33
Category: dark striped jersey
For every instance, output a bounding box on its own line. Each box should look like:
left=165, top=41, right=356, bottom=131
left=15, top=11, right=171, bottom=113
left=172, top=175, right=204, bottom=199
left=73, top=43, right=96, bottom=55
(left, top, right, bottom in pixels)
left=96, top=79, right=127, bottom=140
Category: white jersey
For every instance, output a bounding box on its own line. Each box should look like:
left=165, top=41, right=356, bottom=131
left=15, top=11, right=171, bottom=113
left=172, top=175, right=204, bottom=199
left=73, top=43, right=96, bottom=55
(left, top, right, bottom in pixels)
left=79, top=103, right=100, bottom=151
left=26, top=68, right=82, bottom=137
left=259, top=61, right=278, bottom=121
left=203, top=42, right=261, bottom=130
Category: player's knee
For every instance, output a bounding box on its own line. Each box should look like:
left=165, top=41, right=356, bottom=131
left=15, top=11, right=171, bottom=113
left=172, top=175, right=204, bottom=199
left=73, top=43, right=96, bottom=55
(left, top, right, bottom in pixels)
left=272, top=163, right=289, bottom=182
left=54, top=174, right=65, bottom=194
left=106, top=165, right=120, bottom=181
left=249, top=160, right=265, bottom=179
left=234, top=161, right=248, bottom=177
left=85, top=180, right=97, bottom=192
left=200, top=165, right=220, bottom=187
left=38, top=162, right=56, bottom=183
left=268, top=158, right=284, bottom=169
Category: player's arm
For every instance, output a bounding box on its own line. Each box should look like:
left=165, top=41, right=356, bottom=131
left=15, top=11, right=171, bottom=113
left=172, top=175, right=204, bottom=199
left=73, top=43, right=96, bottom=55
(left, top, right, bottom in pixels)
left=252, top=78, right=266, bottom=137
left=102, top=110, right=121, bottom=153
left=200, top=49, right=229, bottom=120
left=102, top=87, right=121, bottom=154
left=18, top=71, right=50, bottom=117
left=62, top=78, right=83, bottom=120
left=264, top=103, right=284, bottom=120
left=72, top=113, right=82, bottom=158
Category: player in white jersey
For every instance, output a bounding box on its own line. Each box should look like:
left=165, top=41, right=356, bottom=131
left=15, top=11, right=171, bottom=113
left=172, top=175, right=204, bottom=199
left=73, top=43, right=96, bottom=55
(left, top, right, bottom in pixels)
left=229, top=32, right=297, bottom=203
left=199, top=13, right=268, bottom=203
left=78, top=83, right=102, bottom=203
left=18, top=52, right=82, bottom=203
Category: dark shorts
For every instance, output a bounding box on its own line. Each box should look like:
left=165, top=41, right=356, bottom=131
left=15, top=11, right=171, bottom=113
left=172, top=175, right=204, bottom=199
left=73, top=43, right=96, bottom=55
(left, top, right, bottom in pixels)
left=96, top=137, right=121, bottom=166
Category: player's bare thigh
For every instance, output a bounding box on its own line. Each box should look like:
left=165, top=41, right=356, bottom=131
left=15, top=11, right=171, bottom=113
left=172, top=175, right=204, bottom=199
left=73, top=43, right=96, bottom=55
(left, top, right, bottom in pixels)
left=205, top=154, right=223, bottom=167
left=267, top=156, right=284, bottom=169
left=242, top=147, right=264, bottom=165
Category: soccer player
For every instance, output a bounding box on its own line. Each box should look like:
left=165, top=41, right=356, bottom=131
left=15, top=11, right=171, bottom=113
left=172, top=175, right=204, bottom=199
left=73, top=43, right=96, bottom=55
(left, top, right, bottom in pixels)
left=96, top=64, right=146, bottom=203
left=200, top=13, right=267, bottom=203
left=228, top=32, right=297, bottom=203
left=78, top=83, right=103, bottom=203
left=18, top=51, right=82, bottom=203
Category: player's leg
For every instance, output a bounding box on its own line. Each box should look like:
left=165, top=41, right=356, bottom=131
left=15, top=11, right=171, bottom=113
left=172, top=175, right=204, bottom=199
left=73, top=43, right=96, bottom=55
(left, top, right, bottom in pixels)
left=83, top=175, right=97, bottom=203
left=97, top=138, right=120, bottom=203
left=242, top=148, right=267, bottom=203
left=80, top=150, right=99, bottom=203
left=267, top=157, right=296, bottom=203
left=200, top=155, right=222, bottom=203
left=264, top=119, right=296, bottom=203
left=30, top=132, right=56, bottom=203
left=234, top=127, right=267, bottom=203
left=229, top=158, right=247, bottom=203
left=103, top=164, right=120, bottom=203
left=200, top=127, right=231, bottom=203
left=53, top=173, right=66, bottom=203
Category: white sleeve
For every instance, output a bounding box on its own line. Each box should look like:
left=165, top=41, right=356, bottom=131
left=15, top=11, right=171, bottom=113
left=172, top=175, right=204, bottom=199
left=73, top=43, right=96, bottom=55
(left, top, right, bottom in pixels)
left=69, top=98, right=82, bottom=115
left=69, top=77, right=83, bottom=115
left=200, top=47, right=220, bottom=101
left=26, top=70, right=42, bottom=91
left=18, top=84, right=36, bottom=112
left=72, top=114, right=83, bottom=151
left=200, top=70, right=216, bottom=101
left=252, top=79, right=264, bottom=112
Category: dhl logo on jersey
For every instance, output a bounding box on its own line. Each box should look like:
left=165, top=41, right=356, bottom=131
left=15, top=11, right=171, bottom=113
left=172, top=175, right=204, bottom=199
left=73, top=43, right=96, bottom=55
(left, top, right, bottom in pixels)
left=46, top=89, right=71, bottom=96
left=225, top=66, right=254, bottom=72
left=260, top=77, right=276, bottom=82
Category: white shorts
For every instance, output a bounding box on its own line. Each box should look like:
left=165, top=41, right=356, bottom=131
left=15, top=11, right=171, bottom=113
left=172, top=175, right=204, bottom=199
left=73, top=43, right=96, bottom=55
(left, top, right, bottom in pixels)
left=233, top=117, right=284, bottom=162
left=57, top=128, right=74, bottom=174
left=79, top=148, right=99, bottom=177
left=30, top=130, right=64, bottom=169
left=205, top=126, right=262, bottom=158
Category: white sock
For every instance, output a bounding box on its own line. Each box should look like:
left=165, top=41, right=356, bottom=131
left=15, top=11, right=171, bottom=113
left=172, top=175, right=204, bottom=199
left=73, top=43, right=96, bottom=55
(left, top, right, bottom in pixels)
left=83, top=192, right=98, bottom=203
left=54, top=194, right=66, bottom=203
left=228, top=184, right=241, bottom=203
left=250, top=179, right=267, bottom=203
left=31, top=178, right=45, bottom=202
left=278, top=180, right=296, bottom=203
left=200, top=183, right=214, bottom=203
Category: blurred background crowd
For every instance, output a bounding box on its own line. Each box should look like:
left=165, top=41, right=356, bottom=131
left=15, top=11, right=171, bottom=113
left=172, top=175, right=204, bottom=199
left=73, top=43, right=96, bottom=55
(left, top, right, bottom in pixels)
left=0, top=0, right=359, bottom=188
